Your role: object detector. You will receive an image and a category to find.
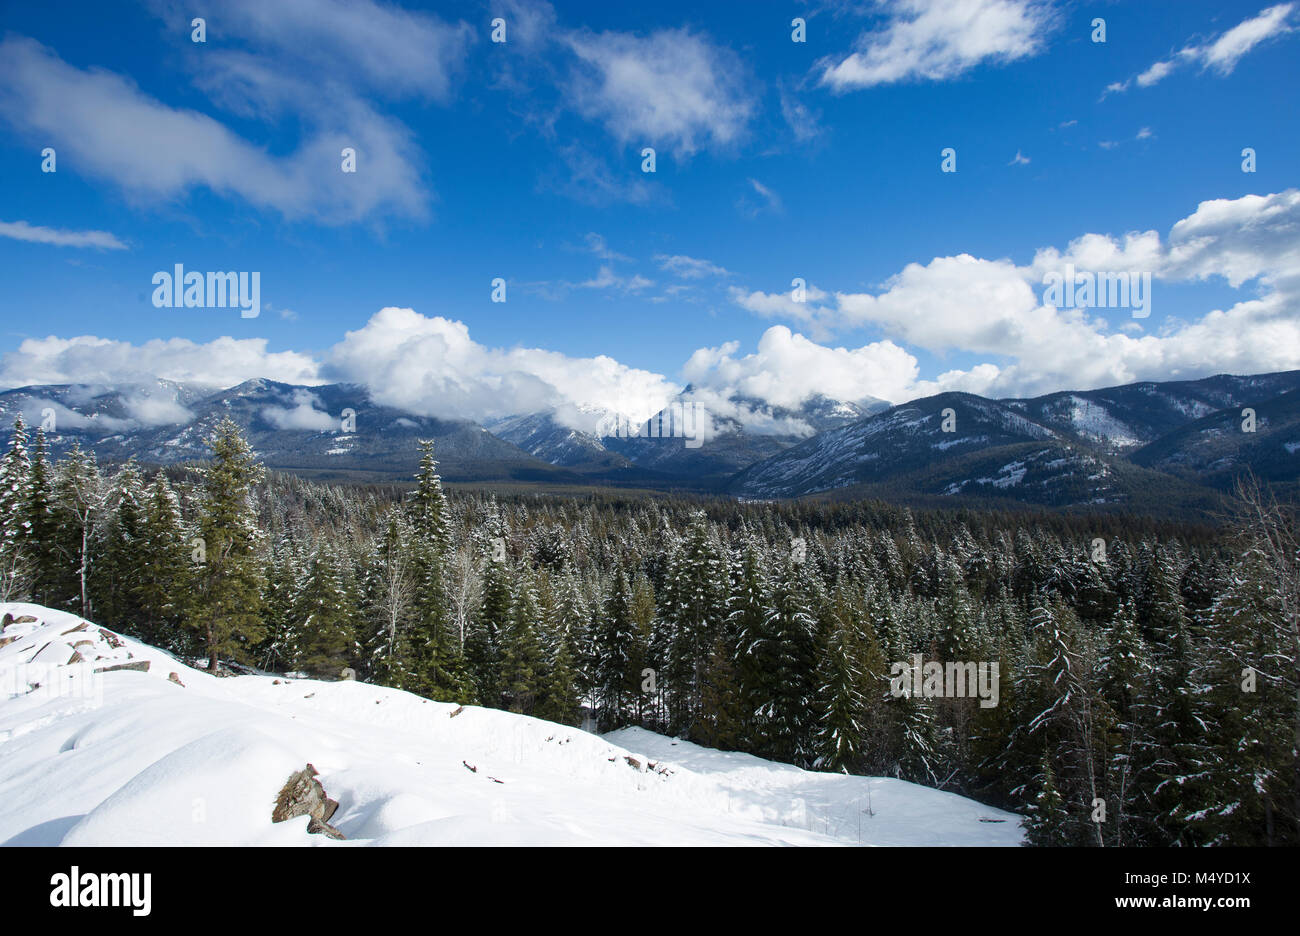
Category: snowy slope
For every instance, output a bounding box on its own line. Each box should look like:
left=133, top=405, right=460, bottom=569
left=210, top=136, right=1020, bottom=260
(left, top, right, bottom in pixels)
left=0, top=604, right=1022, bottom=846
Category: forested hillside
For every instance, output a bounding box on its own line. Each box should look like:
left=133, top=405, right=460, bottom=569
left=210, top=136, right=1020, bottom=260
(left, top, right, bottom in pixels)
left=1, top=413, right=1296, bottom=847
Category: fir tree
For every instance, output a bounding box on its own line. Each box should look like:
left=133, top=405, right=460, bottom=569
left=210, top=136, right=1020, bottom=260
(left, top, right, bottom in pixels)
left=188, top=418, right=267, bottom=671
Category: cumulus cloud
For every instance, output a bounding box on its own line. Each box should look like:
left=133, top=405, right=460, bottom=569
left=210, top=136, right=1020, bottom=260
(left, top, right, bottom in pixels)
left=682, top=327, right=930, bottom=411
left=1103, top=4, right=1295, bottom=96
left=820, top=0, right=1057, bottom=91
left=322, top=307, right=682, bottom=432
left=10, top=191, right=1300, bottom=437
left=564, top=27, right=755, bottom=156
left=0, top=220, right=127, bottom=250
left=730, top=190, right=1300, bottom=399
left=0, top=335, right=321, bottom=389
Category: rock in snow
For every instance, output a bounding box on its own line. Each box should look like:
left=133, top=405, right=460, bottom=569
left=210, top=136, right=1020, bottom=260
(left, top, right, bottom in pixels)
left=0, top=602, right=1022, bottom=846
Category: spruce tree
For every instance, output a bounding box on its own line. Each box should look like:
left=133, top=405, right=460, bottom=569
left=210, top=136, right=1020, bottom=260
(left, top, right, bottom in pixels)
left=188, top=418, right=267, bottom=671
left=0, top=416, right=32, bottom=600
left=292, top=545, right=355, bottom=678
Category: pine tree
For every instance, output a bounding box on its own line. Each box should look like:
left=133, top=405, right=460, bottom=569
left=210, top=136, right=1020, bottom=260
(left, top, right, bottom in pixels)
left=536, top=576, right=583, bottom=726
left=188, top=418, right=267, bottom=671
left=754, top=560, right=817, bottom=766
left=367, top=507, right=417, bottom=684
left=813, top=586, right=869, bottom=773
left=0, top=416, right=32, bottom=600
left=132, top=471, right=192, bottom=651
left=592, top=567, right=639, bottom=730
left=467, top=546, right=512, bottom=704
left=1023, top=754, right=1072, bottom=846
left=90, top=460, right=147, bottom=630
left=662, top=514, right=729, bottom=738
left=405, top=440, right=469, bottom=699
left=730, top=541, right=770, bottom=748
left=22, top=428, right=58, bottom=603
left=500, top=570, right=546, bottom=714
left=293, top=545, right=355, bottom=678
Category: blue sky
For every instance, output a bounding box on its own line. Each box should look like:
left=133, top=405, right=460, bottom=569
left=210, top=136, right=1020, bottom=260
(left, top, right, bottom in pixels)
left=1, top=0, right=1298, bottom=431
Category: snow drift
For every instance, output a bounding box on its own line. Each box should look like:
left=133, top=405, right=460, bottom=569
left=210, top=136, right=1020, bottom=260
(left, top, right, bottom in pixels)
left=0, top=603, right=1022, bottom=846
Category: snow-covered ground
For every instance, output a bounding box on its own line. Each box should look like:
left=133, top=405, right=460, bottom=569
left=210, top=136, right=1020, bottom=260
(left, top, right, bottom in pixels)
left=0, top=603, right=1022, bottom=846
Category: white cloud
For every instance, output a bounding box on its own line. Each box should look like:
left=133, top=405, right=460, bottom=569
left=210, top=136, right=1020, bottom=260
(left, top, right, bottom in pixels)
left=9, top=192, right=1299, bottom=437
left=262, top=389, right=337, bottom=431
left=1104, top=4, right=1296, bottom=96
left=1136, top=59, right=1178, bottom=88
left=0, top=335, right=321, bottom=389
left=682, top=326, right=931, bottom=411
left=779, top=87, right=824, bottom=143
left=323, top=307, right=682, bottom=432
left=820, top=0, right=1057, bottom=91
left=729, top=190, right=1300, bottom=399
left=0, top=220, right=127, bottom=250
left=1202, top=2, right=1296, bottom=72
left=656, top=254, right=731, bottom=279
left=744, top=178, right=783, bottom=214
left=564, top=28, right=755, bottom=156
left=0, top=27, right=436, bottom=223
left=121, top=392, right=195, bottom=427
left=177, top=0, right=472, bottom=102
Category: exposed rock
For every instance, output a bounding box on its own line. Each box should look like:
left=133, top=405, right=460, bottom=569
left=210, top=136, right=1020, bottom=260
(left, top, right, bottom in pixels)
left=272, top=764, right=344, bottom=839
left=307, top=816, right=346, bottom=839
left=449, top=705, right=465, bottom=718
left=12, top=614, right=38, bottom=624
left=98, top=629, right=124, bottom=649
left=94, top=660, right=150, bottom=674
left=168, top=672, right=185, bottom=687
left=0, top=635, right=18, bottom=649
left=59, top=621, right=87, bottom=635
left=1, top=613, right=11, bottom=630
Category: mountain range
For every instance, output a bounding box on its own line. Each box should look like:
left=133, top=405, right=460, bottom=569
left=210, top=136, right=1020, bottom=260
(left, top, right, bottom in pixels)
left=1, top=370, right=1296, bottom=515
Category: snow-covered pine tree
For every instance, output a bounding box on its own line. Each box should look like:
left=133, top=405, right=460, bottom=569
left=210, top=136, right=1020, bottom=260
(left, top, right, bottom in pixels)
left=592, top=566, right=639, bottom=730
left=89, top=460, right=147, bottom=629
left=756, top=558, right=817, bottom=766
left=813, top=585, right=870, bottom=773
left=131, top=471, right=192, bottom=651
left=292, top=544, right=355, bottom=678
left=0, top=415, right=32, bottom=600
left=662, top=513, right=729, bottom=739
left=188, top=417, right=267, bottom=672
left=500, top=568, right=546, bottom=714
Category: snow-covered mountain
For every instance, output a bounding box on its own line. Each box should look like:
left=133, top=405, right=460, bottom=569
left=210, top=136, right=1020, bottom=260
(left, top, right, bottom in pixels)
left=0, top=604, right=1022, bottom=846
left=491, top=392, right=887, bottom=483
left=0, top=379, right=556, bottom=484
left=730, top=372, right=1300, bottom=508
left=1, top=371, right=1296, bottom=510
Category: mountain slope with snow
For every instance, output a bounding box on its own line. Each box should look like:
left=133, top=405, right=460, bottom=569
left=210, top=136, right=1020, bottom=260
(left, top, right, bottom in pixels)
left=0, top=604, right=1022, bottom=846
